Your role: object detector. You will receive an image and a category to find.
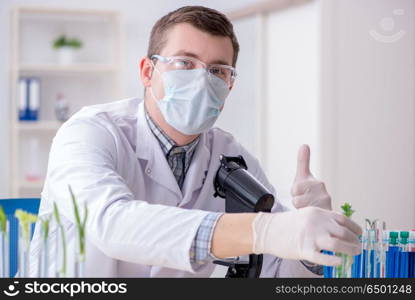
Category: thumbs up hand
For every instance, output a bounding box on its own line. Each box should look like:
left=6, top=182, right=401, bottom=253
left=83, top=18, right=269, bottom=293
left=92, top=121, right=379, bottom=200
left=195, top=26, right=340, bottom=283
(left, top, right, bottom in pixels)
left=291, top=145, right=332, bottom=210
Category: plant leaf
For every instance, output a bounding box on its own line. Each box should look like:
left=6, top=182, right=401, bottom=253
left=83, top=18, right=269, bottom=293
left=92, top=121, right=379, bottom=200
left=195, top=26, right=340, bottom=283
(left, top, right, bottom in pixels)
left=53, top=202, right=61, bottom=225
left=0, top=205, right=6, bottom=233
left=341, top=202, right=355, bottom=218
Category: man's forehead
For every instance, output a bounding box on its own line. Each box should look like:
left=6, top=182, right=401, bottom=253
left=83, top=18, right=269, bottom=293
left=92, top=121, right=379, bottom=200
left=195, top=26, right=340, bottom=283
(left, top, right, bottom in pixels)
left=160, top=23, right=233, bottom=66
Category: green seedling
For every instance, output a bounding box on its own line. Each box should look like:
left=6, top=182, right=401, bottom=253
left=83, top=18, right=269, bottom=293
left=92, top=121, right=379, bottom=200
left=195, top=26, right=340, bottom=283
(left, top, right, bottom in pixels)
left=341, top=202, right=355, bottom=218
left=40, top=216, right=51, bottom=242
left=14, top=209, right=37, bottom=250
left=336, top=202, right=355, bottom=277
left=69, top=185, right=88, bottom=258
left=53, top=202, right=67, bottom=277
left=0, top=204, right=8, bottom=277
left=0, top=205, right=6, bottom=234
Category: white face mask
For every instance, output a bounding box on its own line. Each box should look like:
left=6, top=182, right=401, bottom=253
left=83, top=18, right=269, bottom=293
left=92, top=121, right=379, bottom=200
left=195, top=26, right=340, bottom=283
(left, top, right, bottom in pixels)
left=150, top=67, right=230, bottom=135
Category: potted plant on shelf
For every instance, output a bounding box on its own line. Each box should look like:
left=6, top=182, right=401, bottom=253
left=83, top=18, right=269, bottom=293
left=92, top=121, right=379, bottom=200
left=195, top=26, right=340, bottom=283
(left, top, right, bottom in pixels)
left=53, top=35, right=83, bottom=65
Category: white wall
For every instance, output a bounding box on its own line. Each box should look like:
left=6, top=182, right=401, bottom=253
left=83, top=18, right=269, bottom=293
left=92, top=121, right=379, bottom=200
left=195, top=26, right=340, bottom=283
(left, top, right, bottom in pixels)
left=226, top=0, right=415, bottom=230
left=321, top=0, right=415, bottom=229
left=264, top=1, right=321, bottom=208
left=216, top=16, right=261, bottom=158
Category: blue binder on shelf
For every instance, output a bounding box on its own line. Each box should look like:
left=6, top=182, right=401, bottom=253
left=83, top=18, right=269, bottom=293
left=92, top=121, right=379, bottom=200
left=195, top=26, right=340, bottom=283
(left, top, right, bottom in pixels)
left=18, top=77, right=40, bottom=121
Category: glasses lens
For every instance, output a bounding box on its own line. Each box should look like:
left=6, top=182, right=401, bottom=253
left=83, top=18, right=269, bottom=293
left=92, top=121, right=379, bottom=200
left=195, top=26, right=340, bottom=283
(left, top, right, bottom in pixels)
left=169, top=58, right=194, bottom=70
left=158, top=55, right=236, bottom=86
left=207, top=66, right=235, bottom=86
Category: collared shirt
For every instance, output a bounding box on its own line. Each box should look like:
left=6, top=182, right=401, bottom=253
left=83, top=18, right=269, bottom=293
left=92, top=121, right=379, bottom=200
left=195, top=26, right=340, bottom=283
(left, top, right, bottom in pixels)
left=144, top=109, right=199, bottom=189
left=144, top=109, right=223, bottom=265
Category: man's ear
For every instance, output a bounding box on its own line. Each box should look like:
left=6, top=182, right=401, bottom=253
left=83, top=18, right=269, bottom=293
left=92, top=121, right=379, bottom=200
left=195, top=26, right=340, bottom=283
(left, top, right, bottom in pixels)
left=139, top=57, right=153, bottom=88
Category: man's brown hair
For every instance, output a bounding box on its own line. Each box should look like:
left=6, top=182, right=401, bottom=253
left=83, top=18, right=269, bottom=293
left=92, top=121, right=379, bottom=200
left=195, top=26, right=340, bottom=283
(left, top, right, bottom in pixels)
left=147, top=6, right=239, bottom=66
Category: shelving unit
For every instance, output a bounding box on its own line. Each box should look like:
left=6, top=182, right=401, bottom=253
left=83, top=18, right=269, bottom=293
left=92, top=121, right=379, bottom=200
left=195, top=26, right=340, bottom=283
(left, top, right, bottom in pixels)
left=19, top=63, right=119, bottom=74
left=15, top=121, right=62, bottom=132
left=10, top=7, right=123, bottom=197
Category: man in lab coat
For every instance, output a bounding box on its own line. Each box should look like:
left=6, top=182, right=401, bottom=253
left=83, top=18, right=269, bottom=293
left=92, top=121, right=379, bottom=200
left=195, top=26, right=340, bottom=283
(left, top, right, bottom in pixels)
left=29, top=6, right=361, bottom=277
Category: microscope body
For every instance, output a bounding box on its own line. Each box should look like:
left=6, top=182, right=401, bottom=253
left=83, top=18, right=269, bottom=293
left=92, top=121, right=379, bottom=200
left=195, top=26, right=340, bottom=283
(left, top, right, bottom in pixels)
left=213, top=155, right=275, bottom=278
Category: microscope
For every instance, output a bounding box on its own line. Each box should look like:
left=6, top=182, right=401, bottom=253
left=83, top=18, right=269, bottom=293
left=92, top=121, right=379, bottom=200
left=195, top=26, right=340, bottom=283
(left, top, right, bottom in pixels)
left=213, top=154, right=275, bottom=278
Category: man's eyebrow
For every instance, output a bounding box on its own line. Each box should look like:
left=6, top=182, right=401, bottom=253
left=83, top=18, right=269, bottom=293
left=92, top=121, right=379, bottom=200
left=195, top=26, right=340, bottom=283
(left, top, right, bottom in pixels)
left=171, top=50, right=231, bottom=66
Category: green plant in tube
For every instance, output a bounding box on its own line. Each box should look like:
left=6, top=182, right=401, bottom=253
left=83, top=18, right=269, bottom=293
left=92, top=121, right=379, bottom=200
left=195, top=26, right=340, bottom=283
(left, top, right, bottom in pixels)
left=336, top=202, right=355, bottom=277
left=68, top=185, right=88, bottom=258
left=0, top=206, right=6, bottom=234
left=0, top=205, right=8, bottom=277
left=341, top=202, right=355, bottom=218
left=40, top=216, right=50, bottom=241
left=14, top=209, right=37, bottom=248
left=53, top=202, right=67, bottom=277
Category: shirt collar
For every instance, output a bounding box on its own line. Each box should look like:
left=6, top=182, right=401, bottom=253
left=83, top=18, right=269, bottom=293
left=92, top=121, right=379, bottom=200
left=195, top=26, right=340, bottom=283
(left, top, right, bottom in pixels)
left=144, top=108, right=199, bottom=156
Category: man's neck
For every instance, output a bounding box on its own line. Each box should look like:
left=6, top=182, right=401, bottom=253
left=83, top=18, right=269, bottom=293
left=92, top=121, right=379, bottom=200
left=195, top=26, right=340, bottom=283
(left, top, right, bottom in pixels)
left=144, top=96, right=199, bottom=146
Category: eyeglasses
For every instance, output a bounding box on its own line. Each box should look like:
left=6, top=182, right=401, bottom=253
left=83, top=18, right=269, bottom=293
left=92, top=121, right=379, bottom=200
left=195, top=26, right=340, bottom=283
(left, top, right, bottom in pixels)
left=150, top=54, right=237, bottom=87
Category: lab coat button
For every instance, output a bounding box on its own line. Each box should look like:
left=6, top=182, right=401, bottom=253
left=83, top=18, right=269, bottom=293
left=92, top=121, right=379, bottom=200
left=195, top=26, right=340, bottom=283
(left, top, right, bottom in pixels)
left=146, top=168, right=151, bottom=175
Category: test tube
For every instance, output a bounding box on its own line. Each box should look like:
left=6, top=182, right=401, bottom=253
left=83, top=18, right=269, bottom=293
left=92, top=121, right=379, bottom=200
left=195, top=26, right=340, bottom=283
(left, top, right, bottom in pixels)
left=322, top=250, right=333, bottom=278
left=343, top=254, right=353, bottom=278
left=410, top=230, right=415, bottom=278
left=335, top=253, right=346, bottom=278
left=74, top=230, right=85, bottom=278
left=371, top=222, right=382, bottom=278
left=38, top=223, right=50, bottom=277
left=386, top=231, right=399, bottom=278
left=379, top=225, right=388, bottom=278
left=0, top=221, right=10, bottom=278
left=399, top=231, right=409, bottom=278
left=18, top=223, right=34, bottom=277
left=351, top=251, right=362, bottom=278
left=380, top=230, right=389, bottom=278
left=55, top=224, right=67, bottom=278
left=360, top=231, right=368, bottom=278
left=367, top=229, right=377, bottom=278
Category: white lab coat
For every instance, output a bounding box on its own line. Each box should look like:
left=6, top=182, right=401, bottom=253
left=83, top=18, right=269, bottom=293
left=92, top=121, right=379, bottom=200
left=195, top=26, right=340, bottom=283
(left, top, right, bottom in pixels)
left=28, top=98, right=320, bottom=278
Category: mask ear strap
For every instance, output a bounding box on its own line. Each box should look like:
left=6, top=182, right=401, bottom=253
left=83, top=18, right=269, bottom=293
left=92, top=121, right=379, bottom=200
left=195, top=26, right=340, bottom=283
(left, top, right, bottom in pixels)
left=149, top=84, right=159, bottom=103
left=149, top=60, right=155, bottom=78
left=149, top=60, right=161, bottom=102
left=149, top=59, right=161, bottom=79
